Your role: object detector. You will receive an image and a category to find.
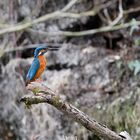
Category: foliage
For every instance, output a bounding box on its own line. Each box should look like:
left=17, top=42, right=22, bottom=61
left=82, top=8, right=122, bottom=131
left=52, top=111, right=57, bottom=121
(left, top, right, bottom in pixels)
left=129, top=19, right=139, bottom=36
left=128, top=60, right=140, bottom=75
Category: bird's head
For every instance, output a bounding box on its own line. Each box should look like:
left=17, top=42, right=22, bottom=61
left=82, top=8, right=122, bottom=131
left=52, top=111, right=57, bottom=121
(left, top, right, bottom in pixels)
left=34, top=44, right=48, bottom=58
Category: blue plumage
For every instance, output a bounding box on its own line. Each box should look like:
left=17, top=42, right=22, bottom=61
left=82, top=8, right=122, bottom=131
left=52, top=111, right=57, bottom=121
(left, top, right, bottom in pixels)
left=26, top=58, right=40, bottom=81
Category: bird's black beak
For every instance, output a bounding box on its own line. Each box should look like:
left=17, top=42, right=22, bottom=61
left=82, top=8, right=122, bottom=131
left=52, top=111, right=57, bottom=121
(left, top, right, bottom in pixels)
left=48, top=46, right=60, bottom=51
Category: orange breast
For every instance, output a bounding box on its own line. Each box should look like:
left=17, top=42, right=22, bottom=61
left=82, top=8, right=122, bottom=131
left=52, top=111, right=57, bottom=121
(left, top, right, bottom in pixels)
left=33, top=55, right=47, bottom=80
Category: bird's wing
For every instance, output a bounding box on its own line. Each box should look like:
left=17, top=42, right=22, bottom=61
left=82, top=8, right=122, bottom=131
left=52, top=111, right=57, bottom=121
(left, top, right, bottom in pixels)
left=26, top=58, right=40, bottom=82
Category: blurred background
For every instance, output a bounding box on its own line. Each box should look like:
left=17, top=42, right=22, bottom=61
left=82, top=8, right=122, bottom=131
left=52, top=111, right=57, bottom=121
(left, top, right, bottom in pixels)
left=0, top=0, right=140, bottom=140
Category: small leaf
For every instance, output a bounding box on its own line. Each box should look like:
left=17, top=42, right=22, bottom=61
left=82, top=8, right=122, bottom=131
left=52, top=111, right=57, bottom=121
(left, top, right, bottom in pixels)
left=128, top=61, right=134, bottom=71
left=130, top=19, right=139, bottom=36
left=128, top=60, right=140, bottom=75
left=134, top=39, right=140, bottom=46
left=133, top=60, right=140, bottom=75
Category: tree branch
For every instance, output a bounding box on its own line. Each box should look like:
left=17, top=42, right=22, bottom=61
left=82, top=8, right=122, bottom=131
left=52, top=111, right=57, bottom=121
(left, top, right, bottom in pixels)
left=0, top=1, right=114, bottom=36
left=124, top=6, right=140, bottom=15
left=28, top=20, right=140, bottom=37
left=20, top=82, right=130, bottom=140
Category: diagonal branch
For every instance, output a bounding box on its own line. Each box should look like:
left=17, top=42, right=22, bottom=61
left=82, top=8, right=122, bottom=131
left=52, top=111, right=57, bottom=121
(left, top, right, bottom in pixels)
left=28, top=20, right=140, bottom=37
left=20, top=82, right=130, bottom=140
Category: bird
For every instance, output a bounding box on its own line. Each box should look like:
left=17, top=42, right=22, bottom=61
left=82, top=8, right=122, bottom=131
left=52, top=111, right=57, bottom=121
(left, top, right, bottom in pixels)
left=26, top=44, right=59, bottom=86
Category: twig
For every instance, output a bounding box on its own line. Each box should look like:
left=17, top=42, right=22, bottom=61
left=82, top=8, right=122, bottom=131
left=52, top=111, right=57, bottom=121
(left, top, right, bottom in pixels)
left=32, top=0, right=45, bottom=17
left=100, top=0, right=123, bottom=26
left=20, top=82, right=127, bottom=140
left=124, top=6, right=140, bottom=15
left=103, top=9, right=112, bottom=24
left=109, top=0, right=123, bottom=26
left=61, top=0, right=79, bottom=12
left=9, top=0, right=17, bottom=53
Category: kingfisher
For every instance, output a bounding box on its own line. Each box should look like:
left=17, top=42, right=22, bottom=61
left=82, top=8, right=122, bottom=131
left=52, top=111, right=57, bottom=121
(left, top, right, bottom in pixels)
left=26, top=44, right=58, bottom=86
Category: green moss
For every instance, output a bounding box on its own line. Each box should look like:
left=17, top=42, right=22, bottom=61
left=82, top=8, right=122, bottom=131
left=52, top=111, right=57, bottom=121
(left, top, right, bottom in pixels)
left=25, top=101, right=32, bottom=109
left=32, top=87, right=41, bottom=95
left=52, top=96, right=63, bottom=107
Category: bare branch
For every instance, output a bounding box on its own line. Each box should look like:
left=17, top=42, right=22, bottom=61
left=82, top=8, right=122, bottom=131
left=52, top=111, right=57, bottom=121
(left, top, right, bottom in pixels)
left=109, top=0, right=123, bottom=26
left=103, top=9, right=113, bottom=23
left=124, top=6, right=140, bottom=15
left=100, top=0, right=123, bottom=26
left=20, top=82, right=129, bottom=140
left=1, top=14, right=140, bottom=37
left=61, top=0, right=79, bottom=12
left=28, top=20, right=140, bottom=37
